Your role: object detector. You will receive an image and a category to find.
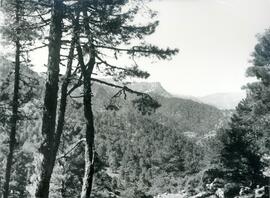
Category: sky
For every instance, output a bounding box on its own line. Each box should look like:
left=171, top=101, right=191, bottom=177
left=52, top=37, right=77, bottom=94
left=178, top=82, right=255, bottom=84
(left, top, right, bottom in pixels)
left=3, top=0, right=270, bottom=97
left=137, top=0, right=270, bottom=96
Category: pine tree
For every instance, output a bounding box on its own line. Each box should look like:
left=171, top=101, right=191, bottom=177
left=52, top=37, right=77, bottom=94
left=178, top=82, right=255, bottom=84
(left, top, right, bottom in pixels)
left=35, top=0, right=64, bottom=197
left=0, top=58, right=42, bottom=198
left=246, top=28, right=270, bottom=155
left=216, top=28, right=270, bottom=188
left=68, top=1, right=178, bottom=197
left=0, top=0, right=41, bottom=197
left=219, top=99, right=264, bottom=186
left=0, top=1, right=178, bottom=197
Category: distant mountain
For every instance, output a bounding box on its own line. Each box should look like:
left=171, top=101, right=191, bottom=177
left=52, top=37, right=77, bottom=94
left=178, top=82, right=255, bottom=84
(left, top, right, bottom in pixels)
left=128, top=81, right=172, bottom=98
left=128, top=81, right=245, bottom=110
left=172, top=93, right=199, bottom=101
left=90, top=80, right=228, bottom=136
left=199, top=92, right=246, bottom=110
left=7, top=71, right=227, bottom=138
left=91, top=79, right=172, bottom=97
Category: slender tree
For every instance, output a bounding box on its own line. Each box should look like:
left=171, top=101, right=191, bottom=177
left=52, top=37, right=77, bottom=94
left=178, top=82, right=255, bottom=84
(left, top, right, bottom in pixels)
left=69, top=1, right=178, bottom=197
left=2, top=1, right=21, bottom=197
left=34, top=0, right=64, bottom=197
left=0, top=0, right=41, bottom=197
left=51, top=35, right=76, bottom=175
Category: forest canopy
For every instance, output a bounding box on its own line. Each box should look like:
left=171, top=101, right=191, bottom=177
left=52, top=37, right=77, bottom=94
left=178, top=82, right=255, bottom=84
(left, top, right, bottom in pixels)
left=0, top=1, right=270, bottom=198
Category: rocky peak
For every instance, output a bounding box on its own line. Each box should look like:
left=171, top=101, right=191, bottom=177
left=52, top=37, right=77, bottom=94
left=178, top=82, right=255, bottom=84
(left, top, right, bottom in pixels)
left=129, top=81, right=172, bottom=97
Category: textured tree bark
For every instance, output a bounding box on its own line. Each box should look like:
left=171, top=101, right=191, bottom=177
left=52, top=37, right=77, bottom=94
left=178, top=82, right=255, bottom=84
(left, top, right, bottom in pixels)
left=3, top=1, right=20, bottom=197
left=72, top=5, right=96, bottom=197
left=51, top=34, right=75, bottom=171
left=80, top=7, right=96, bottom=198
left=35, top=0, right=63, bottom=197
left=77, top=41, right=95, bottom=198
left=81, top=142, right=95, bottom=198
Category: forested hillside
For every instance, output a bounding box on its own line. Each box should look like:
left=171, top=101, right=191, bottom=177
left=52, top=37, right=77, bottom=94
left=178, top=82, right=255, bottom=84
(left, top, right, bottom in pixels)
left=0, top=65, right=227, bottom=197
left=0, top=0, right=269, bottom=198
left=90, top=81, right=227, bottom=136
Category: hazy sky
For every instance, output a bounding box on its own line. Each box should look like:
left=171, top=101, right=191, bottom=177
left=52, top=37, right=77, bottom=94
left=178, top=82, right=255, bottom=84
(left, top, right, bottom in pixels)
left=12, top=0, right=270, bottom=96
left=137, top=0, right=270, bottom=96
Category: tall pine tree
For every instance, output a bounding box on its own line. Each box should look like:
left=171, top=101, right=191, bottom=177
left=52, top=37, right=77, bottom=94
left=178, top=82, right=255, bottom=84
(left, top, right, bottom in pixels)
left=219, top=29, right=270, bottom=187
left=0, top=0, right=41, bottom=197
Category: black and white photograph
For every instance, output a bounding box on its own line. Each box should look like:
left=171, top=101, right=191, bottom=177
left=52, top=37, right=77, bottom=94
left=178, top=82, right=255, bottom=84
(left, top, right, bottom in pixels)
left=0, top=0, right=270, bottom=197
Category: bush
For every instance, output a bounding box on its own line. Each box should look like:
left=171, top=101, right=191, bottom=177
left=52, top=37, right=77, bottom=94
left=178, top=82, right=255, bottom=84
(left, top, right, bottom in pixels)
left=224, top=183, right=240, bottom=197
left=201, top=167, right=224, bottom=185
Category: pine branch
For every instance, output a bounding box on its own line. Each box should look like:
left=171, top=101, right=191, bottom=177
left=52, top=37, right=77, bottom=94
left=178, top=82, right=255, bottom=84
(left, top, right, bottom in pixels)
left=56, top=138, right=86, bottom=160
left=90, top=78, right=148, bottom=97
left=95, top=55, right=132, bottom=72
left=94, top=44, right=179, bottom=59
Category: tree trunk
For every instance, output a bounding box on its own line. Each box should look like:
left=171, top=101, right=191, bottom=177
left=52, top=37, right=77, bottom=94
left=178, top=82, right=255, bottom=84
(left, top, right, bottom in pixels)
left=79, top=56, right=95, bottom=198
left=35, top=0, right=63, bottom=197
left=80, top=7, right=96, bottom=198
left=73, top=6, right=96, bottom=197
left=51, top=33, right=75, bottom=170
left=77, top=41, right=95, bottom=198
left=81, top=142, right=95, bottom=198
left=3, top=1, right=20, bottom=197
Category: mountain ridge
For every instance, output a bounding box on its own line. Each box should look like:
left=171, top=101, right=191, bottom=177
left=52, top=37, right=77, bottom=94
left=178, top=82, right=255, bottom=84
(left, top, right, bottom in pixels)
left=122, top=81, right=245, bottom=110
left=198, top=91, right=246, bottom=110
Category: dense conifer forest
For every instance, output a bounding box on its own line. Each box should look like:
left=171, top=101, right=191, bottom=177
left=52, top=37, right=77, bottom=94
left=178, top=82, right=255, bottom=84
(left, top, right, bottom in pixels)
left=0, top=0, right=269, bottom=198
